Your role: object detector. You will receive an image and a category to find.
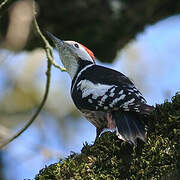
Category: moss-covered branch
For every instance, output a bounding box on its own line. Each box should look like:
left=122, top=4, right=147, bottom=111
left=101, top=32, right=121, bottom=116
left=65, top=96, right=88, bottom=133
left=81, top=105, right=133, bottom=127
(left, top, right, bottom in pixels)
left=35, top=93, right=180, bottom=180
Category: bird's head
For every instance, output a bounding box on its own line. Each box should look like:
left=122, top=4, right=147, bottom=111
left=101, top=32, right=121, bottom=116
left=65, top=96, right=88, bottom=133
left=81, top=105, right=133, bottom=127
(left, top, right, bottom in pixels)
left=47, top=32, right=95, bottom=79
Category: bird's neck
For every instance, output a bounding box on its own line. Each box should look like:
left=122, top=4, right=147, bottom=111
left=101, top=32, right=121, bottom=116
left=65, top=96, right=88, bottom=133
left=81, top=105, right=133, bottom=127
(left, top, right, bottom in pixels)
left=71, top=59, right=94, bottom=91
left=72, top=58, right=93, bottom=78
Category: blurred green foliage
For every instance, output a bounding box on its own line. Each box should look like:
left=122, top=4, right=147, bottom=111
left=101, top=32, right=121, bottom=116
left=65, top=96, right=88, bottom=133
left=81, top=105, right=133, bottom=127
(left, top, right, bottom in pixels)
left=1, top=0, right=180, bottom=62
left=36, top=93, right=180, bottom=179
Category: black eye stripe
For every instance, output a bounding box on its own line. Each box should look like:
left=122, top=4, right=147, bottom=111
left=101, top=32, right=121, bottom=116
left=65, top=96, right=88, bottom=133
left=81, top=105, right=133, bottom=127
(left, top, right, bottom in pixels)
left=74, top=43, right=79, bottom=48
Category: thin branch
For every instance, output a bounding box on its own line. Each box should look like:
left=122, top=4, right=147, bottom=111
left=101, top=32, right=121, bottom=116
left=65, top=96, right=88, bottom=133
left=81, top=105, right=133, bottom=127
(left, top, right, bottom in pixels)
left=33, top=4, right=66, bottom=72
left=0, top=0, right=8, bottom=9
left=0, top=0, right=16, bottom=18
left=0, top=58, right=51, bottom=150
left=0, top=0, right=63, bottom=149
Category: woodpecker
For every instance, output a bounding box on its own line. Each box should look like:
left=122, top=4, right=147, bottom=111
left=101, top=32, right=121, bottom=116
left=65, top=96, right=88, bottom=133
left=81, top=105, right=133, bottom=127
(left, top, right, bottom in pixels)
left=47, top=32, right=154, bottom=146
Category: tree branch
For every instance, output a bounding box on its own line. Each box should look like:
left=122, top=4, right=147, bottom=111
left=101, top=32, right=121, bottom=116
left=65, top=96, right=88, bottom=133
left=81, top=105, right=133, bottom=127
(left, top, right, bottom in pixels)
left=0, top=0, right=15, bottom=18
left=0, top=0, right=65, bottom=149
left=33, top=2, right=66, bottom=72
left=35, top=93, right=180, bottom=179
left=0, top=0, right=8, bottom=9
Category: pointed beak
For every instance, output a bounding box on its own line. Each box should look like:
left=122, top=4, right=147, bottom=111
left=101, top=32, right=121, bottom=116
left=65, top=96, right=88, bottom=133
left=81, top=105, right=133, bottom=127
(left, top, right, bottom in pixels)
left=46, top=31, right=65, bottom=48
left=46, top=31, right=79, bottom=78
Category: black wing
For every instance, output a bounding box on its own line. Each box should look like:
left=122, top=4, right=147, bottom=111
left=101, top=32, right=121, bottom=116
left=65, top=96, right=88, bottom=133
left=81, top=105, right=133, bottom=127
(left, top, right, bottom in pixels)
left=71, top=65, right=152, bottom=114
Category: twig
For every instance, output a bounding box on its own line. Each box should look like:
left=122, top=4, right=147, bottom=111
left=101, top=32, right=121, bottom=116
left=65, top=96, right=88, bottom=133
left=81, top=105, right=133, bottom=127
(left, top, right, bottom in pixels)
left=0, top=0, right=16, bottom=19
left=0, top=0, right=8, bottom=9
left=0, top=0, right=64, bottom=149
left=33, top=4, right=66, bottom=72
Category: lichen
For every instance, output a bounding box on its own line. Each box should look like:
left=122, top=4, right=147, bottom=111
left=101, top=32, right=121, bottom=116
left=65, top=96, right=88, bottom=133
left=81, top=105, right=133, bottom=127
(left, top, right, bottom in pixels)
left=35, top=93, right=180, bottom=180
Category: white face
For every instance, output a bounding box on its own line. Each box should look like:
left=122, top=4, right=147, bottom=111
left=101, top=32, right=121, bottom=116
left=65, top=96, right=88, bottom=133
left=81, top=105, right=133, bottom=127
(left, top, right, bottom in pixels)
left=65, top=41, right=94, bottom=62
left=57, top=41, right=95, bottom=79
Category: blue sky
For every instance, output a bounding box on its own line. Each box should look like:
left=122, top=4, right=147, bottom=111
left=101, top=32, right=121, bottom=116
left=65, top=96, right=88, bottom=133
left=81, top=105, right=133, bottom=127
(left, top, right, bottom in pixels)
left=1, top=15, right=180, bottom=180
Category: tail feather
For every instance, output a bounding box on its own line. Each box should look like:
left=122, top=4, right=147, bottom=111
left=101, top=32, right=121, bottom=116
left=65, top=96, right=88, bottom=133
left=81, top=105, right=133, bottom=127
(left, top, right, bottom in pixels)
left=113, top=111, right=146, bottom=146
left=139, top=104, right=154, bottom=115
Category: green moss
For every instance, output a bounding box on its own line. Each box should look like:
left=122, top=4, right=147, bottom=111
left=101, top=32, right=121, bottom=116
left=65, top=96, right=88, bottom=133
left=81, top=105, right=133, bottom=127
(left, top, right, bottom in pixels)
left=35, top=93, right=180, bottom=180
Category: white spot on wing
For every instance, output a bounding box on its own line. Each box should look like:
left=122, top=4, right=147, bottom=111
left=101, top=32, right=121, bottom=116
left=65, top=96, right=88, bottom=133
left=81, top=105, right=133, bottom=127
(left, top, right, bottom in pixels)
left=98, top=100, right=104, bottom=107
left=109, top=94, right=126, bottom=108
left=119, top=90, right=123, bottom=94
left=129, top=98, right=135, bottom=103
left=128, top=89, right=135, bottom=92
left=101, top=95, right=108, bottom=102
left=122, top=98, right=135, bottom=107
left=120, top=94, right=126, bottom=100
left=135, top=104, right=140, bottom=107
left=110, top=87, right=116, bottom=93
left=77, top=80, right=114, bottom=99
left=109, top=92, right=115, bottom=97
left=88, top=99, right=93, bottom=103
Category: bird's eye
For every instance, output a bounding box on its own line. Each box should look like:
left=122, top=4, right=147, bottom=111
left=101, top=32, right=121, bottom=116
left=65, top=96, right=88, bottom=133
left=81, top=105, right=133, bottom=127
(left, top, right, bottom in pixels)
left=74, top=43, right=79, bottom=48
